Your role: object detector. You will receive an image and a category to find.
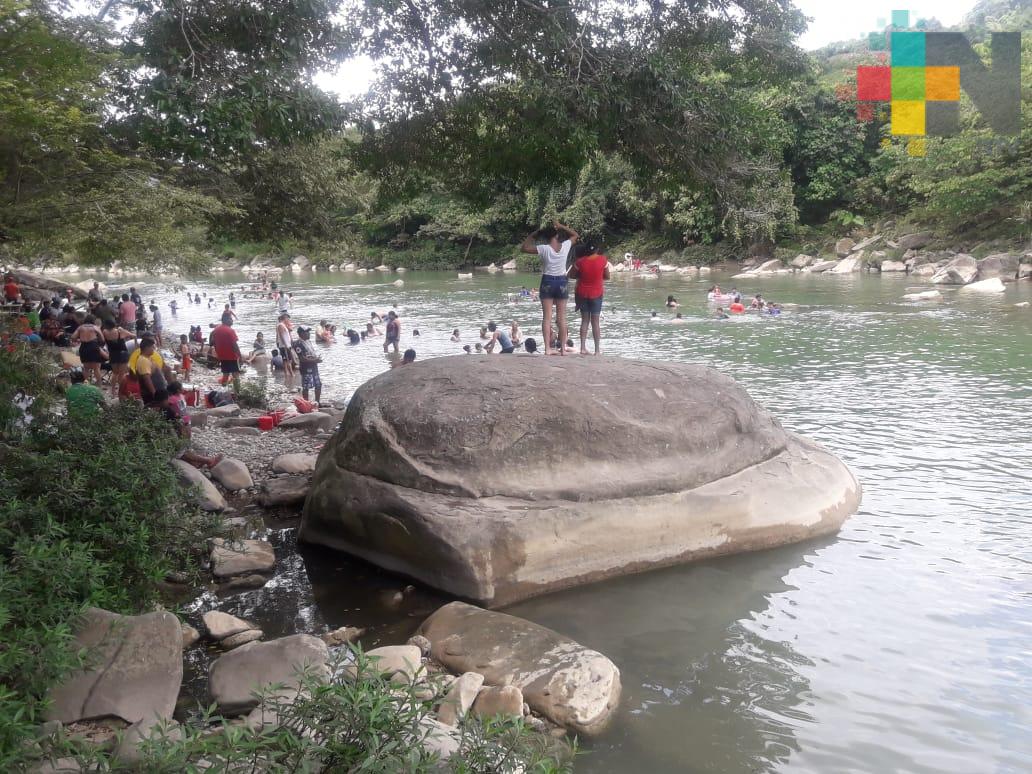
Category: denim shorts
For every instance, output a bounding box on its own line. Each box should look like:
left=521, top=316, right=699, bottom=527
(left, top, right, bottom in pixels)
left=576, top=295, right=603, bottom=315
left=539, top=275, right=569, bottom=300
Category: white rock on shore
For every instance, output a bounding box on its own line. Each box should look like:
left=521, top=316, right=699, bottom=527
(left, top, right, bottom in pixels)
left=960, top=277, right=1005, bottom=293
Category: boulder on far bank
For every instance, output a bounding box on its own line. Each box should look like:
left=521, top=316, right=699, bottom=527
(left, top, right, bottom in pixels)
left=807, top=259, right=839, bottom=273
left=898, top=231, right=933, bottom=250
left=829, top=252, right=864, bottom=273
left=301, top=356, right=861, bottom=607
left=931, top=254, right=978, bottom=285
left=880, top=260, right=907, bottom=272
left=834, top=238, right=855, bottom=256
left=976, top=253, right=1018, bottom=281
left=790, top=253, right=816, bottom=269
left=419, top=602, right=620, bottom=736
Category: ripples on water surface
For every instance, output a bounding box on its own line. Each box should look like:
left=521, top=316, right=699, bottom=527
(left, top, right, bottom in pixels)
left=128, top=269, right=1031, bottom=772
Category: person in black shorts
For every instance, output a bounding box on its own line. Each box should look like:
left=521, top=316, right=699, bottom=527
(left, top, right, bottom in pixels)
left=520, top=220, right=580, bottom=355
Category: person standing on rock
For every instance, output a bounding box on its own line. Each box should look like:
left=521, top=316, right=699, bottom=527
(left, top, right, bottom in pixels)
left=293, top=327, right=323, bottom=404
left=212, top=317, right=242, bottom=392
left=569, top=242, right=610, bottom=355
left=520, top=219, right=579, bottom=356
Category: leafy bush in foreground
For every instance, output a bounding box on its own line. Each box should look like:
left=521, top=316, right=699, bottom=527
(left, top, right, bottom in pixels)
left=39, top=652, right=574, bottom=773
left=0, top=398, right=222, bottom=767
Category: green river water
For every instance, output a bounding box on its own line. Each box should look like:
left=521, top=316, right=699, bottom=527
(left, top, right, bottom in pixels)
left=113, top=267, right=1030, bottom=773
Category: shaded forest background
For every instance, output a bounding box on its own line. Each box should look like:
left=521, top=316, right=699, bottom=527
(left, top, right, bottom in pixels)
left=1, top=0, right=1029, bottom=272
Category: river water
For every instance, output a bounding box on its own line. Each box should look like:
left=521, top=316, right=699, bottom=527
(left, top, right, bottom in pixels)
left=116, top=267, right=1030, bottom=773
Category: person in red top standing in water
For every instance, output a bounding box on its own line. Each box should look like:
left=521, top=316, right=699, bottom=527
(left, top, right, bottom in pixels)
left=568, top=242, right=611, bottom=355
left=211, top=314, right=242, bottom=392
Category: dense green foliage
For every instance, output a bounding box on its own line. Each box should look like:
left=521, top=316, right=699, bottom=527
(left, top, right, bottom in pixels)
left=39, top=652, right=572, bottom=772
left=0, top=340, right=222, bottom=767
left=1, top=0, right=1029, bottom=269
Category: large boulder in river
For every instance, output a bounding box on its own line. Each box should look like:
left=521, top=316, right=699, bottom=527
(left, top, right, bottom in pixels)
left=300, top=356, right=861, bottom=607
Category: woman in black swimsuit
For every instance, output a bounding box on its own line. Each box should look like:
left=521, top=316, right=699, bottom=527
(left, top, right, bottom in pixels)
left=71, top=314, right=106, bottom=385
left=102, top=319, right=135, bottom=398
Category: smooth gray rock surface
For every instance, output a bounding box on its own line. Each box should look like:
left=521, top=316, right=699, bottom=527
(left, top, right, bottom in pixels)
left=419, top=602, right=620, bottom=736
left=209, top=635, right=329, bottom=715
left=171, top=460, right=225, bottom=511
left=301, top=356, right=861, bottom=606
left=46, top=608, right=182, bottom=727
left=210, top=539, right=276, bottom=578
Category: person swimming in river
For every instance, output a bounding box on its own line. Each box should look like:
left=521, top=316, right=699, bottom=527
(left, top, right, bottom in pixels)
left=450, top=328, right=461, bottom=342
left=665, top=295, right=679, bottom=308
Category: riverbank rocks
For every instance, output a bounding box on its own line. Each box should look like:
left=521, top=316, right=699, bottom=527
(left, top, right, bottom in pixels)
left=830, top=252, right=864, bottom=273
left=210, top=538, right=276, bottom=578
left=808, top=259, right=839, bottom=273
left=272, top=452, right=318, bottom=474
left=261, top=475, right=311, bottom=507
left=899, top=231, right=933, bottom=250
left=171, top=460, right=226, bottom=511
left=473, top=686, right=524, bottom=720
left=976, top=253, right=1019, bottom=281
left=880, top=260, right=907, bottom=272
left=202, top=611, right=253, bottom=640
left=418, top=602, right=620, bottom=736
left=834, top=238, right=855, bottom=256
left=790, top=253, right=816, bottom=269
left=931, top=254, right=978, bottom=285
left=210, top=458, right=254, bottom=491
left=437, top=672, right=484, bottom=726
left=203, top=403, right=241, bottom=418
left=301, top=355, right=861, bottom=606
left=209, top=635, right=329, bottom=715
left=280, top=411, right=338, bottom=434
left=46, top=608, right=182, bottom=729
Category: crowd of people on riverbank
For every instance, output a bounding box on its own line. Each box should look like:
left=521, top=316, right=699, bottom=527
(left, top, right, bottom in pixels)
left=5, top=248, right=786, bottom=431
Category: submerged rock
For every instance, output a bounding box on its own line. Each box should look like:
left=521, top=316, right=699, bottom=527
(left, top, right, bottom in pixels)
left=301, top=356, right=861, bottom=606
left=419, top=602, right=620, bottom=736
left=210, top=539, right=276, bottom=578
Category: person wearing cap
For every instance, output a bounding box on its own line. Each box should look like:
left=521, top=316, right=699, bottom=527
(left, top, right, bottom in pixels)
left=276, top=312, right=296, bottom=377
left=292, top=326, right=322, bottom=404
left=212, top=316, right=242, bottom=391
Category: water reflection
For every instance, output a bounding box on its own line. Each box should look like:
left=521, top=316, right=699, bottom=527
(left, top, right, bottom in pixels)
left=506, top=542, right=833, bottom=773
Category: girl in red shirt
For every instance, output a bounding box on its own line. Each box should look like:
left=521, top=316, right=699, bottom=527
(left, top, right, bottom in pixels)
left=568, top=243, right=611, bottom=355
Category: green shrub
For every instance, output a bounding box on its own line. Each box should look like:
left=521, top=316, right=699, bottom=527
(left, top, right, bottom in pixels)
left=41, top=651, right=574, bottom=772
left=0, top=396, right=222, bottom=767
left=235, top=377, right=269, bottom=410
